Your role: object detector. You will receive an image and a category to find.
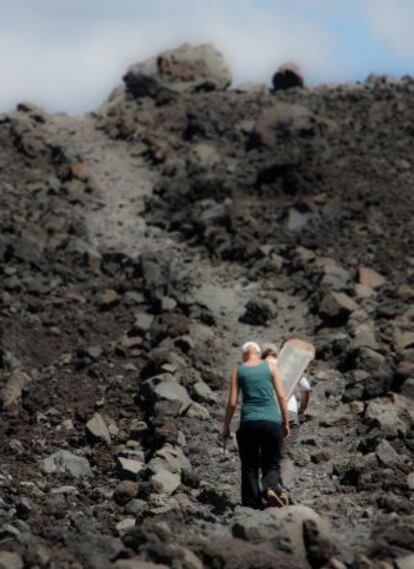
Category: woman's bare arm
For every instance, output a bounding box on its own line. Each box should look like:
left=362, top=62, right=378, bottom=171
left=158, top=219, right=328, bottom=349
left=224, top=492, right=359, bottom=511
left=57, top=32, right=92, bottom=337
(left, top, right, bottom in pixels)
left=269, top=363, right=290, bottom=438
left=223, top=368, right=239, bottom=438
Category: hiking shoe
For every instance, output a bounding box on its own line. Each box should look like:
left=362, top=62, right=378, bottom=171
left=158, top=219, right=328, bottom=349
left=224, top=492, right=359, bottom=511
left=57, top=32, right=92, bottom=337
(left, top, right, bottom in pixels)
left=264, top=488, right=288, bottom=508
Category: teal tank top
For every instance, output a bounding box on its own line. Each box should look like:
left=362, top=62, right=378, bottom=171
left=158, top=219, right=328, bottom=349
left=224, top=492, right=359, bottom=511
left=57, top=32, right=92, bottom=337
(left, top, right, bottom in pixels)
left=238, top=360, right=281, bottom=424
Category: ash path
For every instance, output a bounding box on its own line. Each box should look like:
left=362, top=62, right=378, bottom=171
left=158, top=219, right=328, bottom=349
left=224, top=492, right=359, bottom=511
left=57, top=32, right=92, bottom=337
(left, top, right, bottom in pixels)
left=51, top=116, right=372, bottom=554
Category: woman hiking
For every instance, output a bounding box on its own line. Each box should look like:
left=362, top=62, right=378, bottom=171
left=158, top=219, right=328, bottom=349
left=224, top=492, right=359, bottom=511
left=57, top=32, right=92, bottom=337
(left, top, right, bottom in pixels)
left=223, top=341, right=290, bottom=509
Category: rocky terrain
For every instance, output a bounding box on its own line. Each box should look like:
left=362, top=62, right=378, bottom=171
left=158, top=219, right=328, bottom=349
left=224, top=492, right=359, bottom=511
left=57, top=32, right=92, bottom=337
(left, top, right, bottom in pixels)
left=0, top=43, right=413, bottom=568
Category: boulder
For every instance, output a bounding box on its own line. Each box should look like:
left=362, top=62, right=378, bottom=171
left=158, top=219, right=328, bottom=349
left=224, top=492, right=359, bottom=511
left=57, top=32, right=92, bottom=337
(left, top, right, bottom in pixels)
left=39, top=450, right=92, bottom=477
left=272, top=62, right=304, bottom=91
left=232, top=505, right=333, bottom=561
left=124, top=43, right=232, bottom=97
left=86, top=412, right=111, bottom=445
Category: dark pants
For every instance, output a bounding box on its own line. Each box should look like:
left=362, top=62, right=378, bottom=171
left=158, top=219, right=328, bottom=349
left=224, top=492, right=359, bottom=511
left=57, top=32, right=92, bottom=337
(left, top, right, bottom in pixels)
left=236, top=420, right=284, bottom=509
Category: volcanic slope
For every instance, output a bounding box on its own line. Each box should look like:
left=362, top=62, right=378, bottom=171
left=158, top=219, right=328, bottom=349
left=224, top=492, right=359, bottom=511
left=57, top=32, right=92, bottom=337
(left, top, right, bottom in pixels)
left=0, top=48, right=413, bottom=568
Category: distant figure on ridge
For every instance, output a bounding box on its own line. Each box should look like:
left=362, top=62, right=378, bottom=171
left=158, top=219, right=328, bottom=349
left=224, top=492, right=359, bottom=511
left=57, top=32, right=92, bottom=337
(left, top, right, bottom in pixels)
left=272, top=62, right=304, bottom=91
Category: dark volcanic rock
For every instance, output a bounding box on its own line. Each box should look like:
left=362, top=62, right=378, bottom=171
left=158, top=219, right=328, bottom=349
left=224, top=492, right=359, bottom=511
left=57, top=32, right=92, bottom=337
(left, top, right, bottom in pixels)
left=272, top=62, right=305, bottom=91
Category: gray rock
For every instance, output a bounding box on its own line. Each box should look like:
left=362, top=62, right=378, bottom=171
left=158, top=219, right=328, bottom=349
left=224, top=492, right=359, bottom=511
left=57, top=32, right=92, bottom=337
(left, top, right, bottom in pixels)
left=117, top=457, right=145, bottom=480
left=184, top=401, right=210, bottom=419
left=320, top=263, right=351, bottom=290
left=396, top=555, right=414, bottom=569
left=141, top=374, right=191, bottom=414
left=113, top=481, right=140, bottom=505
left=50, top=486, right=78, bottom=495
left=192, top=380, right=217, bottom=403
left=232, top=505, right=333, bottom=561
left=394, top=329, right=414, bottom=352
left=365, top=399, right=407, bottom=438
left=251, top=103, right=334, bottom=149
left=94, top=288, right=118, bottom=308
left=8, top=439, right=24, bottom=455
left=39, top=450, right=92, bottom=477
left=83, top=345, right=103, bottom=360
left=151, top=469, right=181, bottom=496
left=65, top=532, right=124, bottom=569
left=0, top=551, right=23, bottom=569
left=376, top=440, right=403, bottom=469
left=125, top=498, right=149, bottom=517
left=407, top=472, right=414, bottom=491
left=286, top=204, right=314, bottom=232
left=116, top=518, right=136, bottom=535
left=319, top=291, right=358, bottom=322
left=350, top=323, right=379, bottom=351
left=358, top=266, right=385, bottom=288
left=1, top=370, right=31, bottom=408
left=401, top=378, right=414, bottom=400
left=86, top=412, right=111, bottom=445
left=124, top=43, right=232, bottom=97
left=133, top=312, right=154, bottom=334
left=147, top=444, right=191, bottom=477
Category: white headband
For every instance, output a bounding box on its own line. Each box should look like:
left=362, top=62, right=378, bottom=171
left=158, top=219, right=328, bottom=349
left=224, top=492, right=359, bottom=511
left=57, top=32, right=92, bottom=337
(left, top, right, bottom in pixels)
left=242, top=341, right=261, bottom=354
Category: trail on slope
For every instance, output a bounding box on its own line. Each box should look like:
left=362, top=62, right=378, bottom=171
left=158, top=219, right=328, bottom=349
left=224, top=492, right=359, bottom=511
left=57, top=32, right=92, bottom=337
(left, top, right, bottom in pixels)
left=53, top=117, right=372, bottom=555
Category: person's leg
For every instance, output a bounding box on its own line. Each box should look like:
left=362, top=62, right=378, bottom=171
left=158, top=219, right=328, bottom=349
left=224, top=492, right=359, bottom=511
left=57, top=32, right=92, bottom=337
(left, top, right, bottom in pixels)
left=236, top=422, right=262, bottom=508
left=260, top=421, right=284, bottom=495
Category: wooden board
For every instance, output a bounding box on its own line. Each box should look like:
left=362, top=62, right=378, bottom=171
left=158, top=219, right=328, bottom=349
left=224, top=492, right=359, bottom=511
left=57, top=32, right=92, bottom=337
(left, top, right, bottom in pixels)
left=276, top=338, right=315, bottom=399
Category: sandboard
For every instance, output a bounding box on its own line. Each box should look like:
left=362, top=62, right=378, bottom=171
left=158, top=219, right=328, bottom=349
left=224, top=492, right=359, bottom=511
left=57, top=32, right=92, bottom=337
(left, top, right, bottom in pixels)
left=276, top=338, right=315, bottom=399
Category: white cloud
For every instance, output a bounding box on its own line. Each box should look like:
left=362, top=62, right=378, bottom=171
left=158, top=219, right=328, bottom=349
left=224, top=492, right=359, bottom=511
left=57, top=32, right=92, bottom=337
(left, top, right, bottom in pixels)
left=0, top=0, right=365, bottom=114
left=360, top=0, right=414, bottom=58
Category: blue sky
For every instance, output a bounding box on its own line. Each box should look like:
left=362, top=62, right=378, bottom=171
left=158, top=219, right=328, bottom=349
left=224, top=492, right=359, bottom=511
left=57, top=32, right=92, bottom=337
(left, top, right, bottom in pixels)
left=1, top=0, right=414, bottom=115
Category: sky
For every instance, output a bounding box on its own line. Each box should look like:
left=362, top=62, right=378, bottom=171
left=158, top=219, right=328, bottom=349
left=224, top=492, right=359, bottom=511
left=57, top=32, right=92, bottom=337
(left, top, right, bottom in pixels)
left=2, top=0, right=414, bottom=115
